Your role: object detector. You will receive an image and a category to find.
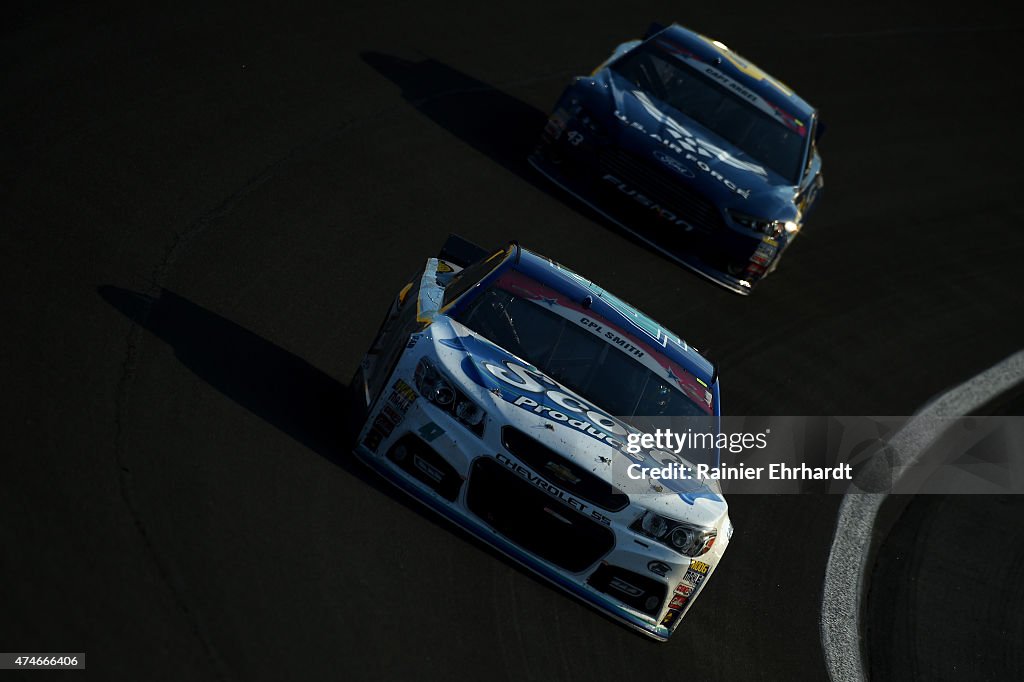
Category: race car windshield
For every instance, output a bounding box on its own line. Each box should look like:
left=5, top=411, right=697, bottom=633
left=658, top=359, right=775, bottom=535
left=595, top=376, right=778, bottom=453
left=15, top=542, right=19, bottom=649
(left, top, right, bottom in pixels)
left=453, top=284, right=713, bottom=434
left=610, top=43, right=807, bottom=183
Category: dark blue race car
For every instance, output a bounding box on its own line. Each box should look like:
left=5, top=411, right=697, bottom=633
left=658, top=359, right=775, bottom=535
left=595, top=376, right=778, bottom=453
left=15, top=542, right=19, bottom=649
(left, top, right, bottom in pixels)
left=530, top=23, right=825, bottom=294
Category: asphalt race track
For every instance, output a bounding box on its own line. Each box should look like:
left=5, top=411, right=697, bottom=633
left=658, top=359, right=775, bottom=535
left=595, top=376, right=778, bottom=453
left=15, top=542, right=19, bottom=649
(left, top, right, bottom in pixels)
left=3, top=1, right=1023, bottom=679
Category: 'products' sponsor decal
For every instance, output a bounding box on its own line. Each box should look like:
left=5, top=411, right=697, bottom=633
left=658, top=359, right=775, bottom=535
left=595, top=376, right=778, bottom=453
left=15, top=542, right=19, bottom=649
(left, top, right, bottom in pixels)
left=448, top=337, right=630, bottom=448
left=442, top=332, right=621, bottom=429
left=438, top=328, right=723, bottom=505
left=476, top=355, right=630, bottom=449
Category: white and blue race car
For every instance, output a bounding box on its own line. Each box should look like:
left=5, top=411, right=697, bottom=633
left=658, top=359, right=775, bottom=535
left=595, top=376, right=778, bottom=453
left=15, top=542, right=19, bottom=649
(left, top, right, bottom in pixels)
left=351, top=236, right=733, bottom=640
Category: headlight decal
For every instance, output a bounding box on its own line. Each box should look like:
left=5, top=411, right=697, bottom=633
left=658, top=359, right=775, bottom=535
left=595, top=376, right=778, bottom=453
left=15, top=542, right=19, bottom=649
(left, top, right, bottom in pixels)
left=413, top=358, right=486, bottom=436
left=728, top=210, right=799, bottom=239
left=631, top=510, right=717, bottom=557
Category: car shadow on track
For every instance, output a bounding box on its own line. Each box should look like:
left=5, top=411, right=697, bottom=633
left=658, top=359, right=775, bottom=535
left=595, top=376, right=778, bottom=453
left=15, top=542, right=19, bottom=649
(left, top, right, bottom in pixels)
left=361, top=51, right=568, bottom=202
left=98, top=285, right=642, bottom=633
left=361, top=52, right=709, bottom=286
left=100, top=286, right=367, bottom=469
left=99, top=285, right=480, bottom=529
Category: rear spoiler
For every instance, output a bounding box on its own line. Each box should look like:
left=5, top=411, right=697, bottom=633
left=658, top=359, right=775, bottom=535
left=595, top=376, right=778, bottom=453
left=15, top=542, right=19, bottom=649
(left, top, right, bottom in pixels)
left=437, top=233, right=490, bottom=267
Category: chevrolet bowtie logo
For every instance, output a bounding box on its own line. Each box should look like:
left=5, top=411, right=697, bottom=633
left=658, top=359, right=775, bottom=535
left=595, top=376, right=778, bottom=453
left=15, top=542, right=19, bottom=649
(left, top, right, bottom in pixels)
left=545, top=461, right=581, bottom=484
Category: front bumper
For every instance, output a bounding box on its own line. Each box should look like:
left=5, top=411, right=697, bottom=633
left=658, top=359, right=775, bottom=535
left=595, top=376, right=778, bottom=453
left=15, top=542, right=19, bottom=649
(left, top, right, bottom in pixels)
left=354, top=441, right=678, bottom=640
left=354, top=372, right=728, bottom=641
left=530, top=127, right=788, bottom=295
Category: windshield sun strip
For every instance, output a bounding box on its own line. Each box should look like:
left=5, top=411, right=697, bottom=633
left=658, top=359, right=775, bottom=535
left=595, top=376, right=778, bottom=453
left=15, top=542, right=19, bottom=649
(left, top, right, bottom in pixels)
left=611, top=45, right=806, bottom=183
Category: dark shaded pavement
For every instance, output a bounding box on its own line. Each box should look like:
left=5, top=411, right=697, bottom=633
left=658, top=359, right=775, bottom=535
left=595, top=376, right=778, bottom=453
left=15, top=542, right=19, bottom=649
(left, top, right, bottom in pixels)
left=3, top=1, right=1023, bottom=679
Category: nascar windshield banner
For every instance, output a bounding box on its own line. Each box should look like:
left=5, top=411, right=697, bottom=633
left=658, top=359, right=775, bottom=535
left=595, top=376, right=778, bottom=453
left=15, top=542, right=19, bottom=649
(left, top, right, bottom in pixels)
left=654, top=38, right=808, bottom=137
left=487, top=269, right=714, bottom=414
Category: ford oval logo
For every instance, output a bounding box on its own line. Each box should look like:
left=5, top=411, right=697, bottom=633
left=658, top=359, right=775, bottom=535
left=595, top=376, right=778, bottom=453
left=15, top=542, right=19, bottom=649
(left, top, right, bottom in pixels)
left=653, top=150, right=695, bottom=178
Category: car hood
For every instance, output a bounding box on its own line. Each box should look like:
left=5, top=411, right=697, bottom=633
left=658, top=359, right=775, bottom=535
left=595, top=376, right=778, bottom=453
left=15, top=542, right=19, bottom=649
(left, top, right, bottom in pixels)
left=424, top=316, right=728, bottom=526
left=591, top=69, right=800, bottom=218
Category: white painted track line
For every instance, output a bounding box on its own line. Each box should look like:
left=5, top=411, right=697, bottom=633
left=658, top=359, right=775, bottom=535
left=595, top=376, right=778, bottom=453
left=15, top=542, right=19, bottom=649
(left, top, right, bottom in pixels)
left=821, top=350, right=1024, bottom=682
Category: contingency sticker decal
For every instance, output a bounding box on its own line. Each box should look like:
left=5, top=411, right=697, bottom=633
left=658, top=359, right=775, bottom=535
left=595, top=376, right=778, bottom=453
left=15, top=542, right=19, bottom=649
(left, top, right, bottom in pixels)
left=363, top=379, right=418, bottom=452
